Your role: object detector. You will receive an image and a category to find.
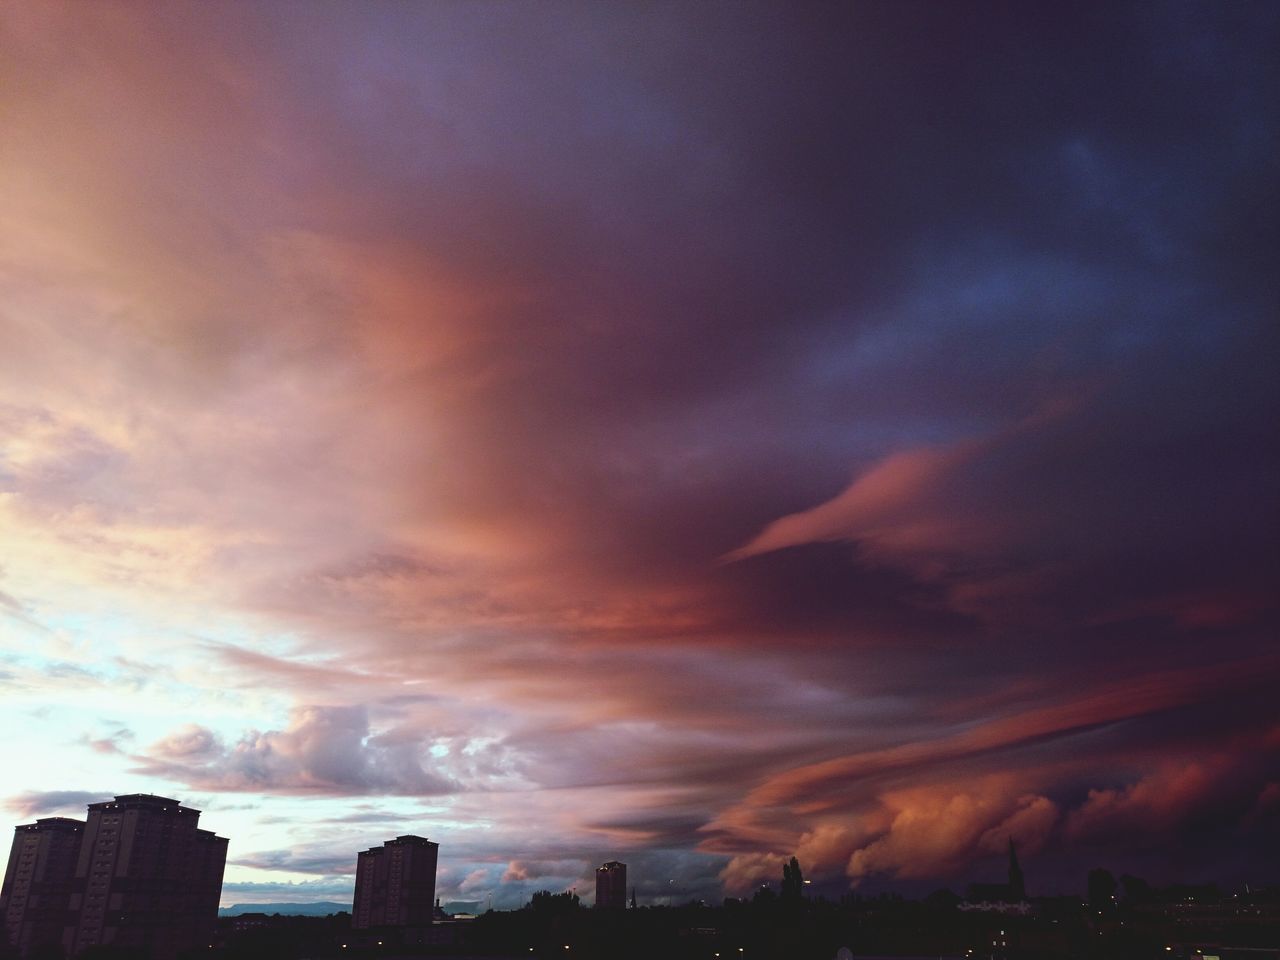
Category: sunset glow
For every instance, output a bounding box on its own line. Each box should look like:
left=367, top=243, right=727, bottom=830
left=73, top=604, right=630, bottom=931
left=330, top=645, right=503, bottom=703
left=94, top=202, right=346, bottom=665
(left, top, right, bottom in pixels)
left=1, top=2, right=1277, bottom=911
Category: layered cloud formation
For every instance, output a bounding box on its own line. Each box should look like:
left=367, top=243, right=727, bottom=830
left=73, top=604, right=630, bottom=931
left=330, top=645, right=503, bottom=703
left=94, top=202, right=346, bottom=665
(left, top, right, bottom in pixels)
left=2, top=1, right=1277, bottom=907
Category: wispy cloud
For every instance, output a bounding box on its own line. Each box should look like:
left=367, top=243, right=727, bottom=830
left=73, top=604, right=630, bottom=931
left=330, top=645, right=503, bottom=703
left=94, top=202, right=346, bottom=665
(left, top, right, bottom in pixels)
left=5, top=790, right=112, bottom=819
left=0, top=0, right=1275, bottom=900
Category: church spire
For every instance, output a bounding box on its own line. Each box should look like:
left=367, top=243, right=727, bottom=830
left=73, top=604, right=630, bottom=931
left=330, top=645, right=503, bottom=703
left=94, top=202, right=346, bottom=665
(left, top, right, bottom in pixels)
left=1007, top=837, right=1026, bottom=901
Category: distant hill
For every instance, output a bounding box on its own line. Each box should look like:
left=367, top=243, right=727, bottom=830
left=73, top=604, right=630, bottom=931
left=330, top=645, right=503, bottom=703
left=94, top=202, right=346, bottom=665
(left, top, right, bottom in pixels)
left=219, top=901, right=350, bottom=917
left=219, top=899, right=486, bottom=917
left=442, top=901, right=483, bottom=915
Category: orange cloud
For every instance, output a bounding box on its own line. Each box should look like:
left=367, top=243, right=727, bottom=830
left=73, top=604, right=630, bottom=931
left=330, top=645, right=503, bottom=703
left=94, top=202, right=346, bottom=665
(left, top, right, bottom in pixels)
left=1065, top=760, right=1224, bottom=841
left=718, top=852, right=788, bottom=897
left=741, top=655, right=1274, bottom=812
left=846, top=777, right=1045, bottom=882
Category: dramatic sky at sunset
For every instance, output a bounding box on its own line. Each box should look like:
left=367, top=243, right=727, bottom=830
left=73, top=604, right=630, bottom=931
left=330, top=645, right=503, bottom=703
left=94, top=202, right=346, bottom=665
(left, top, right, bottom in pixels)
left=2, top=2, right=1277, bottom=909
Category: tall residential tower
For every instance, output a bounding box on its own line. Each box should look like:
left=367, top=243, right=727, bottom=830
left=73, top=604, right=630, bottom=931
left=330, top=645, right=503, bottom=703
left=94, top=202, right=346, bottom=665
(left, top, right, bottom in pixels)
left=0, top=795, right=227, bottom=960
left=68, top=794, right=227, bottom=959
left=353, top=835, right=438, bottom=930
left=0, top=818, right=83, bottom=956
left=595, top=861, right=627, bottom=910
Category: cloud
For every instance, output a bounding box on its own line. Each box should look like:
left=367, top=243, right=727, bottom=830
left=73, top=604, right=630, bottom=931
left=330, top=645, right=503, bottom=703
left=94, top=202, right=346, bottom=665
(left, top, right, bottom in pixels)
left=149, top=723, right=221, bottom=759
left=727, top=380, right=1279, bottom=629
left=1250, top=782, right=1280, bottom=823
left=459, top=868, right=494, bottom=894
left=977, top=796, right=1059, bottom=856
left=219, top=877, right=355, bottom=904
left=501, top=859, right=588, bottom=883
left=845, top=778, right=1044, bottom=882
left=725, top=441, right=982, bottom=565
left=729, top=655, right=1275, bottom=817
left=319, top=808, right=422, bottom=824
left=718, top=852, right=788, bottom=897
left=132, top=707, right=459, bottom=796
left=230, top=845, right=357, bottom=876
left=0, top=585, right=29, bottom=617
left=718, top=780, right=1054, bottom=890
left=1065, top=760, right=1224, bottom=842
left=795, top=823, right=883, bottom=880
left=701, top=665, right=1280, bottom=889
left=4, top=790, right=111, bottom=819
left=0, top=0, right=1276, bottom=899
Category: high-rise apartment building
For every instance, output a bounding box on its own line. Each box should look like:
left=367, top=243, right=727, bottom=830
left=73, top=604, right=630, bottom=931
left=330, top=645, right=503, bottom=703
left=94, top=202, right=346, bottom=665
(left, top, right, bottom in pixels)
left=0, top=795, right=227, bottom=960
left=595, top=861, right=627, bottom=909
left=68, top=794, right=227, bottom=958
left=1, top=818, right=84, bottom=956
left=352, top=835, right=438, bottom=930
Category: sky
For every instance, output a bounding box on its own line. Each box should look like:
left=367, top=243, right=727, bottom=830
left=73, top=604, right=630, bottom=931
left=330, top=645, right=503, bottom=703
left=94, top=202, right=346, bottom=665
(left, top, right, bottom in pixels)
left=1, top=1, right=1278, bottom=911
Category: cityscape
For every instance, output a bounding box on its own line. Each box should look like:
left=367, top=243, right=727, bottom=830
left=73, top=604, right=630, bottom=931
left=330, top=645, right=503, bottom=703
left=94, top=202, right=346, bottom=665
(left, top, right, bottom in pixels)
left=2, top=3, right=1277, bottom=960
left=3, top=795, right=1277, bottom=958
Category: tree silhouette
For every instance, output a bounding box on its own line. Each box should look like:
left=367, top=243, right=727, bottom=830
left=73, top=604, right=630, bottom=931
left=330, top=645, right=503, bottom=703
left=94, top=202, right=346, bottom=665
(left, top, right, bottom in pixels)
left=781, top=856, right=805, bottom=901
left=1120, top=873, right=1152, bottom=905
left=529, top=889, right=580, bottom=914
left=1088, top=867, right=1117, bottom=910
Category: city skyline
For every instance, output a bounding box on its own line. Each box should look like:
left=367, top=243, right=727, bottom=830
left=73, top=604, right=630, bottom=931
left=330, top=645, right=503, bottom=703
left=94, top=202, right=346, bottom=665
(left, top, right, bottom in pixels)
left=2, top=1, right=1278, bottom=915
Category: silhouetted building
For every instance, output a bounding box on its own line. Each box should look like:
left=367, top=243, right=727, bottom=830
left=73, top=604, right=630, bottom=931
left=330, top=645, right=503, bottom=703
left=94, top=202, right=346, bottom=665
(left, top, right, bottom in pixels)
left=353, top=835, right=438, bottom=930
left=1, top=795, right=226, bottom=960
left=1, top=818, right=83, bottom=956
left=960, top=839, right=1031, bottom=915
left=595, top=861, right=627, bottom=910
left=66, top=794, right=227, bottom=959
left=1007, top=837, right=1025, bottom=901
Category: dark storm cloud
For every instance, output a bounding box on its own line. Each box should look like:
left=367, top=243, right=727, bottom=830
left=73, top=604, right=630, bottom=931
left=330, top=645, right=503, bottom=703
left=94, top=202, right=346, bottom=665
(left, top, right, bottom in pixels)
left=2, top=0, right=1277, bottom=899
left=233, top=0, right=1279, bottom=638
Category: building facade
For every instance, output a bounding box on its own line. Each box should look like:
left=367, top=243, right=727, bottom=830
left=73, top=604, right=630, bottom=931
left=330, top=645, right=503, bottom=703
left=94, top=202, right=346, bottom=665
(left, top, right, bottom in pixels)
left=0, top=795, right=227, bottom=960
left=0, top=818, right=84, bottom=956
left=353, top=835, right=438, bottom=930
left=595, top=861, right=627, bottom=910
left=67, top=794, right=227, bottom=958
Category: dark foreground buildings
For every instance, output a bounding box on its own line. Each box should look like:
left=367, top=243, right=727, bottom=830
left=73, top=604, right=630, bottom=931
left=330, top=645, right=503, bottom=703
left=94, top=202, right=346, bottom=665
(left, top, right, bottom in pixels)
left=595, top=861, right=627, bottom=910
left=959, top=838, right=1030, bottom=915
left=0, top=794, right=227, bottom=959
left=0, top=817, right=83, bottom=956
left=352, top=835, right=438, bottom=931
